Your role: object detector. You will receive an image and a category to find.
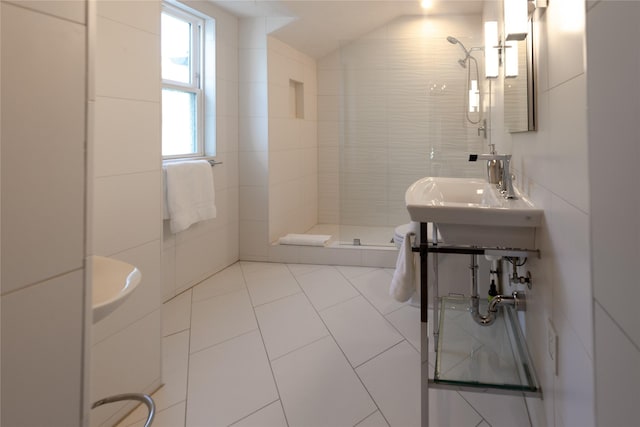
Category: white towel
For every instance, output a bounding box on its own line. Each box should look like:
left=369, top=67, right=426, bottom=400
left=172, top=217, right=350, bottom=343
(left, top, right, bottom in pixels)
left=164, top=160, right=217, bottom=234
left=278, top=234, right=331, bottom=247
left=390, top=232, right=415, bottom=302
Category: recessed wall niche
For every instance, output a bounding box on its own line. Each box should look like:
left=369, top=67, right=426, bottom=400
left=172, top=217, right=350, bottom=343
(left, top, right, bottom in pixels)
left=289, top=79, right=304, bottom=119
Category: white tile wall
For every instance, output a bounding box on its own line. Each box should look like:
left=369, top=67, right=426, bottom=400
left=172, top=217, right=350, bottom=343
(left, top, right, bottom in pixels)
left=509, top=0, right=595, bottom=425
left=95, top=16, right=160, bottom=102
left=6, top=0, right=86, bottom=23
left=267, top=37, right=318, bottom=243
left=1, top=3, right=88, bottom=425
left=239, top=18, right=270, bottom=261
left=1, top=2, right=86, bottom=292
left=93, top=171, right=161, bottom=256
left=90, top=1, right=163, bottom=425
left=163, top=1, right=240, bottom=300
left=586, top=2, right=640, bottom=426
left=94, top=97, right=161, bottom=177
left=2, top=271, right=85, bottom=426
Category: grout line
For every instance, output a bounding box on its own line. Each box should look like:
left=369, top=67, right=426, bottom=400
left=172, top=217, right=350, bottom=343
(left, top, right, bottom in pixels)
left=240, top=263, right=291, bottom=427
left=353, top=409, right=383, bottom=427
left=227, top=399, right=280, bottom=426
left=182, top=288, right=195, bottom=427
left=289, top=265, right=392, bottom=427
left=457, top=390, right=492, bottom=427
left=353, top=339, right=409, bottom=370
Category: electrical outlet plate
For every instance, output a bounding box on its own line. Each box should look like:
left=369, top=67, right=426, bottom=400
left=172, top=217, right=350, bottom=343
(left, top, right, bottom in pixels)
left=547, top=318, right=558, bottom=376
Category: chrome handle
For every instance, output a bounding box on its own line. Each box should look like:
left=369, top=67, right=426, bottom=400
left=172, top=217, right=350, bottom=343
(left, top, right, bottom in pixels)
left=92, top=393, right=155, bottom=427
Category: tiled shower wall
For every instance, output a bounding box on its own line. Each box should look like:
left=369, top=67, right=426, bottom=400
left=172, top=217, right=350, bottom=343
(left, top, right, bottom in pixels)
left=317, top=14, right=487, bottom=229
left=267, top=37, right=318, bottom=243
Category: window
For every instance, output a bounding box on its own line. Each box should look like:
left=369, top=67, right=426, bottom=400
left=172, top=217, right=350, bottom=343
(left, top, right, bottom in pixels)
left=161, top=4, right=205, bottom=158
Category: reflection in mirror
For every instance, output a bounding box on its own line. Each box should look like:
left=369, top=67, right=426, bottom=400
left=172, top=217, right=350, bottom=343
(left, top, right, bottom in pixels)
left=504, top=19, right=536, bottom=132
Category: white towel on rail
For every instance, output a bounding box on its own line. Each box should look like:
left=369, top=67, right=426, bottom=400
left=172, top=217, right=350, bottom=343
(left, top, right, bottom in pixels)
left=164, top=160, right=216, bottom=233
left=390, top=231, right=415, bottom=302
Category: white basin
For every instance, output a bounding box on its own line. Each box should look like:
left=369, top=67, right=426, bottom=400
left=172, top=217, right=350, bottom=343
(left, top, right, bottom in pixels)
left=405, top=177, right=542, bottom=248
left=92, top=256, right=142, bottom=323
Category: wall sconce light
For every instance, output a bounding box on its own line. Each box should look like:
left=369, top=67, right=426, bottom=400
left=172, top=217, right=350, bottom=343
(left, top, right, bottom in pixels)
left=469, top=79, right=479, bottom=112
left=504, top=0, right=528, bottom=40
left=484, top=21, right=499, bottom=79
left=505, top=40, right=518, bottom=77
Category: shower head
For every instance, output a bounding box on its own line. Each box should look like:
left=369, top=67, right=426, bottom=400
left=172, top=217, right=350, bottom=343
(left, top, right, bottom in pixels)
left=447, top=35, right=472, bottom=68
left=446, top=36, right=459, bottom=44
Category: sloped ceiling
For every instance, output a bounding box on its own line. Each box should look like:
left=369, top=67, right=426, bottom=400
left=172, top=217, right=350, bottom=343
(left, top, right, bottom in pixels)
left=209, top=0, right=484, bottom=58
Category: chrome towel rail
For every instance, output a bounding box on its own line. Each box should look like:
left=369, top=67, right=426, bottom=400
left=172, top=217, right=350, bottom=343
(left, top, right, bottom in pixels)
left=92, top=393, right=155, bottom=427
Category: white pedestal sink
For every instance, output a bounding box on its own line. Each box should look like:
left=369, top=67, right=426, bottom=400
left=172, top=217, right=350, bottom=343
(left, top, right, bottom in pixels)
left=405, top=177, right=542, bottom=248
left=92, top=256, right=142, bottom=323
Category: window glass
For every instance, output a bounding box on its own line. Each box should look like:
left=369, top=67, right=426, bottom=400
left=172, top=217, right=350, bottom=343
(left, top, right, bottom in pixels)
left=161, top=4, right=206, bottom=158
left=161, top=12, right=192, bottom=84
left=161, top=88, right=197, bottom=156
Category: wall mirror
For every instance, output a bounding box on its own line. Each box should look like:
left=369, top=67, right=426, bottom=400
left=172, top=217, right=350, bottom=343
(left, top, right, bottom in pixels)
left=504, top=19, right=536, bottom=132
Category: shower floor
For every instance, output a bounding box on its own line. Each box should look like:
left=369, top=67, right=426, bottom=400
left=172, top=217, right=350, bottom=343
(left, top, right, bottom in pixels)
left=306, top=224, right=396, bottom=248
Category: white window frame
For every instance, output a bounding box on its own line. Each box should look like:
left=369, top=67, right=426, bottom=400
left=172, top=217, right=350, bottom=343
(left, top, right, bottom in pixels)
left=161, top=3, right=205, bottom=159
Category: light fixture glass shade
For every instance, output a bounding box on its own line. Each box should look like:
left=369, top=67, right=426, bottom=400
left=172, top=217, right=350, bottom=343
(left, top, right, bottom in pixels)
left=469, top=80, right=479, bottom=112
left=484, top=21, right=499, bottom=78
left=505, top=40, right=519, bottom=77
left=504, top=0, right=528, bottom=41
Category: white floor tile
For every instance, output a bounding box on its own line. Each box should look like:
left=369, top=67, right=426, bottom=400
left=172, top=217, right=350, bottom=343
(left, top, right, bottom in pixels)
left=189, top=289, right=257, bottom=353
left=162, top=289, right=192, bottom=337
left=158, top=331, right=190, bottom=408
left=385, top=305, right=421, bottom=352
left=356, top=411, right=390, bottom=427
left=459, top=392, right=530, bottom=427
left=356, top=341, right=421, bottom=427
left=336, top=265, right=378, bottom=279
left=349, top=269, right=406, bottom=315
left=155, top=261, right=532, bottom=427
left=428, top=389, right=483, bottom=427
left=272, top=336, right=376, bottom=427
left=231, top=401, right=287, bottom=427
left=186, top=330, right=278, bottom=427
left=241, top=262, right=302, bottom=306
left=287, top=263, right=326, bottom=277
left=321, top=296, right=403, bottom=367
left=296, top=266, right=359, bottom=311
left=192, top=263, right=246, bottom=302
left=255, top=293, right=328, bottom=360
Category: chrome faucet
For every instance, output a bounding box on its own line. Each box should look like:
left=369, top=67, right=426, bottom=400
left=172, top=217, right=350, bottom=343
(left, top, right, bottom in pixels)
left=469, top=152, right=516, bottom=199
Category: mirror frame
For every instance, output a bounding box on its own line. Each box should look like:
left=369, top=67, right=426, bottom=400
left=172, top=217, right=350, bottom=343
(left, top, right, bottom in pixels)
left=504, top=18, right=536, bottom=133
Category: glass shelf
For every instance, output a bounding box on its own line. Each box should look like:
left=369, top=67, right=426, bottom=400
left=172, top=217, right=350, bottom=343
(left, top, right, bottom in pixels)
left=432, top=296, right=541, bottom=396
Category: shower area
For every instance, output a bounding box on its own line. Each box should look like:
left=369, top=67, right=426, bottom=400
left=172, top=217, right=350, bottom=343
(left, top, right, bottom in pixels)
left=313, top=13, right=490, bottom=247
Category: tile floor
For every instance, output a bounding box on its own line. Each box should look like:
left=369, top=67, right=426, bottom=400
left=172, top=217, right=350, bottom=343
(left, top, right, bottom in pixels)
left=117, top=262, right=532, bottom=427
